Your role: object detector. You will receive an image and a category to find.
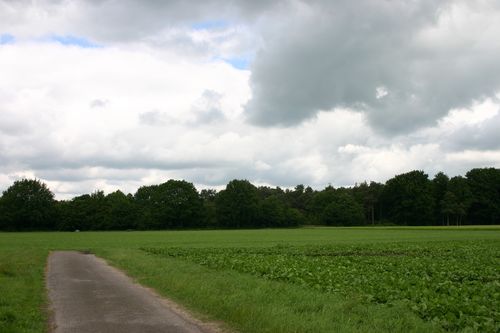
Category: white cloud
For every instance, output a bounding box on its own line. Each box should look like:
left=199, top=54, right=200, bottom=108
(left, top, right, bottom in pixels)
left=1, top=0, right=499, bottom=198
left=0, top=41, right=252, bottom=196
left=438, top=98, right=499, bottom=129
left=375, top=87, right=388, bottom=100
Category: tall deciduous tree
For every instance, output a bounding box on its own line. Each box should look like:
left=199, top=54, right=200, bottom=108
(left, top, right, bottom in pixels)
left=0, top=179, right=56, bottom=230
left=134, top=185, right=159, bottom=229
left=352, top=181, right=384, bottom=225
left=200, top=189, right=217, bottom=228
left=447, top=176, right=472, bottom=225
left=308, top=186, right=337, bottom=224
left=260, top=195, right=287, bottom=227
left=432, top=172, right=450, bottom=225
left=466, top=168, right=500, bottom=225
left=104, top=190, right=137, bottom=230
left=381, top=170, right=435, bottom=225
left=320, top=192, right=365, bottom=226
left=216, top=179, right=261, bottom=228
left=57, top=191, right=108, bottom=230
left=441, top=191, right=459, bottom=226
left=150, top=180, right=203, bottom=229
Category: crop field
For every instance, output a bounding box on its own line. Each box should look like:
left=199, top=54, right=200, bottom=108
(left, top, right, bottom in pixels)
left=0, top=227, right=499, bottom=332
left=144, top=241, right=499, bottom=331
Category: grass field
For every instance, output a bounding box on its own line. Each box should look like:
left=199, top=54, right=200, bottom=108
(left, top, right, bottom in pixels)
left=0, top=227, right=499, bottom=332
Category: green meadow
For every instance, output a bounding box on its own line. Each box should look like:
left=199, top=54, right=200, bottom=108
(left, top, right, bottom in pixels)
left=1, top=227, right=499, bottom=332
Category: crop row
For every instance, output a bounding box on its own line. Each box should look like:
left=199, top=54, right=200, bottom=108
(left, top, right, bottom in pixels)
left=143, top=241, right=500, bottom=332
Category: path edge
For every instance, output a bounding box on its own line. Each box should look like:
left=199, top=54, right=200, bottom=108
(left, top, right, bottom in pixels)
left=45, top=250, right=231, bottom=333
left=92, top=254, right=231, bottom=333
left=45, top=251, right=56, bottom=333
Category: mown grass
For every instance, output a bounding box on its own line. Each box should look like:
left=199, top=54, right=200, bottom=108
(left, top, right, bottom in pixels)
left=0, top=226, right=499, bottom=332
left=0, top=249, right=48, bottom=333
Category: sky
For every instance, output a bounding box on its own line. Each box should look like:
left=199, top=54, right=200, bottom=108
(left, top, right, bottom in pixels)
left=1, top=0, right=500, bottom=199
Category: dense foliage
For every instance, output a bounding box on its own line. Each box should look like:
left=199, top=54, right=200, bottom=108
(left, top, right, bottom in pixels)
left=381, top=171, right=435, bottom=225
left=0, top=167, right=499, bottom=230
left=144, top=240, right=500, bottom=332
left=0, top=179, right=56, bottom=230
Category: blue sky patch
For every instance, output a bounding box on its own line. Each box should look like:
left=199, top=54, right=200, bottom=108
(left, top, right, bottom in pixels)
left=0, top=34, right=15, bottom=45
left=222, top=56, right=252, bottom=70
left=49, top=35, right=101, bottom=48
left=191, top=20, right=229, bottom=31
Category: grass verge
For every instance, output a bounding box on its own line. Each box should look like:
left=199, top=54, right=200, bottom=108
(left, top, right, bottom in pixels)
left=0, top=249, right=48, bottom=333
left=98, top=248, right=440, bottom=333
left=0, top=227, right=498, bottom=332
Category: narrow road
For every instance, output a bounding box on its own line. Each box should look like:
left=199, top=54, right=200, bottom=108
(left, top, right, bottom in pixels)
left=47, top=251, right=219, bottom=333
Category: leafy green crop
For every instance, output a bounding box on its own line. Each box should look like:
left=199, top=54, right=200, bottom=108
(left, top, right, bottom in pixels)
left=143, top=240, right=500, bottom=332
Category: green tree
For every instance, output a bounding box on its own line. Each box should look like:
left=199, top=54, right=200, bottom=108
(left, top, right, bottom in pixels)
left=441, top=191, right=459, bottom=226
left=0, top=179, right=56, bottom=230
left=260, top=195, right=287, bottom=227
left=134, top=185, right=159, bottom=229
left=58, top=191, right=108, bottom=230
left=216, top=179, right=261, bottom=228
left=465, top=168, right=500, bottom=225
left=381, top=170, right=435, bottom=225
left=200, top=189, right=217, bottom=228
left=447, top=176, right=472, bottom=225
left=86, top=190, right=108, bottom=230
left=320, top=192, right=365, bottom=226
left=55, top=200, right=79, bottom=231
left=284, top=185, right=308, bottom=210
left=432, top=172, right=450, bottom=225
left=308, top=186, right=337, bottom=224
left=149, top=180, right=203, bottom=229
left=284, top=207, right=305, bottom=227
left=103, top=190, right=138, bottom=230
left=352, top=181, right=384, bottom=225
left=257, top=186, right=283, bottom=200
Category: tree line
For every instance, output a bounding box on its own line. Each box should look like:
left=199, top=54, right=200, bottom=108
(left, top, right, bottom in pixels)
left=0, top=168, right=499, bottom=231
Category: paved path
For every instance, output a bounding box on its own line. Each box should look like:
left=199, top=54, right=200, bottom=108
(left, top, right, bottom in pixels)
left=47, top=251, right=218, bottom=333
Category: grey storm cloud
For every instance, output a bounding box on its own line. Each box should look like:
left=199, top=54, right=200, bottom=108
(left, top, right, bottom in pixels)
left=244, top=0, right=500, bottom=134
left=445, top=110, right=500, bottom=151
left=25, top=151, right=222, bottom=171
left=2, top=0, right=281, bottom=42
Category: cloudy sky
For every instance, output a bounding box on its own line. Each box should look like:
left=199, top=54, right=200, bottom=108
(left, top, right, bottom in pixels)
left=1, top=0, right=500, bottom=198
